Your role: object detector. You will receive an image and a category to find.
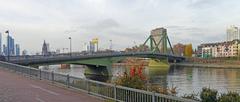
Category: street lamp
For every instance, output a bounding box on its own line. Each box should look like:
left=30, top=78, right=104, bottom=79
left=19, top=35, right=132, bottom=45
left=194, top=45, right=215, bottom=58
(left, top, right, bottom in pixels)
left=5, top=30, right=10, bottom=61
left=238, top=44, right=240, bottom=61
left=109, top=40, right=112, bottom=50
left=68, top=37, right=72, bottom=56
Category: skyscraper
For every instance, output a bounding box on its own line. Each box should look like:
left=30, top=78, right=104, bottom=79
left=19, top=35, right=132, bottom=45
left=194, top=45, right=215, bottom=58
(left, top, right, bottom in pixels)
left=15, top=44, right=20, bottom=56
left=89, top=41, right=95, bottom=52
left=6, top=35, right=15, bottom=56
left=150, top=27, right=168, bottom=53
left=227, top=25, right=240, bottom=41
left=3, top=44, right=7, bottom=55
left=10, top=36, right=15, bottom=55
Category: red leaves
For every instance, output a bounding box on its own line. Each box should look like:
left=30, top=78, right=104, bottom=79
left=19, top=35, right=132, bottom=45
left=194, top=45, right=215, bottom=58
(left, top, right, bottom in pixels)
left=130, top=66, right=136, bottom=77
left=129, top=64, right=146, bottom=80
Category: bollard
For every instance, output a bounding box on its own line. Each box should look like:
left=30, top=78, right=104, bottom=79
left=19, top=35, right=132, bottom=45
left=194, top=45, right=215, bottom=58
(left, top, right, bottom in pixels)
left=67, top=74, right=70, bottom=88
left=39, top=69, right=42, bottom=80
left=29, top=68, right=31, bottom=77
left=51, top=71, right=54, bottom=83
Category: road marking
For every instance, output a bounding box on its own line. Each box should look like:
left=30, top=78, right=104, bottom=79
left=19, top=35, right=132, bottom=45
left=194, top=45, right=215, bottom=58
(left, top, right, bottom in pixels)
left=36, top=97, right=46, bottom=102
left=29, top=84, right=60, bottom=96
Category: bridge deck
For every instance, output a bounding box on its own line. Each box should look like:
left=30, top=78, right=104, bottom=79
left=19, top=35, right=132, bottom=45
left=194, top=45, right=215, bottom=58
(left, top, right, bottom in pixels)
left=0, top=68, right=102, bottom=102
left=9, top=52, right=185, bottom=65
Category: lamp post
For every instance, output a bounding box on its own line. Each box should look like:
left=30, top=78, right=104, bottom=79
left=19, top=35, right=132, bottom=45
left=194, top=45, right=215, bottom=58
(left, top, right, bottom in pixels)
left=238, top=48, right=239, bottom=61
left=5, top=30, right=10, bottom=61
left=68, top=37, right=72, bottom=56
left=238, top=44, right=240, bottom=61
left=109, top=40, right=112, bottom=50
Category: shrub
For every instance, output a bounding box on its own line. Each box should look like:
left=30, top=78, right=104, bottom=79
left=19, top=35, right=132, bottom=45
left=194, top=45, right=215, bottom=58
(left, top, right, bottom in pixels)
left=115, top=72, right=145, bottom=89
left=218, top=92, right=240, bottom=102
left=200, top=87, right=218, bottom=102
left=115, top=64, right=146, bottom=89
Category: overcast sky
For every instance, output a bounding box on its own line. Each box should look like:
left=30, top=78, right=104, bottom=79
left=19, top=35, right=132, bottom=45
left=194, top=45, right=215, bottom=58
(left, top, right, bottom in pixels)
left=0, top=0, right=240, bottom=54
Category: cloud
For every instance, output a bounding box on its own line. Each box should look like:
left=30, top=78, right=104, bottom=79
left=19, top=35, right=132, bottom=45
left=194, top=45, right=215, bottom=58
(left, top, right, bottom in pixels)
left=188, top=0, right=220, bottom=8
left=0, top=0, right=239, bottom=53
left=79, top=19, right=120, bottom=32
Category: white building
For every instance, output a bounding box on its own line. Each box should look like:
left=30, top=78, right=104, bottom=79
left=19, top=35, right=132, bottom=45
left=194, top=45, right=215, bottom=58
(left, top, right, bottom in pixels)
left=198, top=40, right=240, bottom=58
left=227, top=25, right=240, bottom=41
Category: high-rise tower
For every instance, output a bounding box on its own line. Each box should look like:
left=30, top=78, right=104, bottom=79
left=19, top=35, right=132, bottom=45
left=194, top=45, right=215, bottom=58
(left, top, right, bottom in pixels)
left=15, top=44, right=20, bottom=56
left=227, top=25, right=240, bottom=41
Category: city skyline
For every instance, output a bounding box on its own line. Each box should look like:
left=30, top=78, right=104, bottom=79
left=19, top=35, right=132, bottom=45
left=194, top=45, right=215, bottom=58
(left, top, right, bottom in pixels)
left=1, top=0, right=240, bottom=54
left=0, top=33, right=21, bottom=56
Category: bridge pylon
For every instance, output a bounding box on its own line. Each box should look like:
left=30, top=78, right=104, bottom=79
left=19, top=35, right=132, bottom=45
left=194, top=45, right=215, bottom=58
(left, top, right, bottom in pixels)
left=143, top=28, right=174, bottom=54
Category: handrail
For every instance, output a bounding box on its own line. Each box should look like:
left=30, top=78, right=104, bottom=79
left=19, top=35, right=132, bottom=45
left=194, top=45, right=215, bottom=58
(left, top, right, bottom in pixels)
left=0, top=61, right=196, bottom=102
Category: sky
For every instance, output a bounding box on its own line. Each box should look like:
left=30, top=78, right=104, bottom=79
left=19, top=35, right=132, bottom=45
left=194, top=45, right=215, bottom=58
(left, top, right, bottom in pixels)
left=0, top=0, right=240, bottom=54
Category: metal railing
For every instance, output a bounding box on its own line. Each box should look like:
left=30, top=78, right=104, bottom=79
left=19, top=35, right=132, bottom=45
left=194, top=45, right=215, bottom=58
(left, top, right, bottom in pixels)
left=0, top=61, right=196, bottom=102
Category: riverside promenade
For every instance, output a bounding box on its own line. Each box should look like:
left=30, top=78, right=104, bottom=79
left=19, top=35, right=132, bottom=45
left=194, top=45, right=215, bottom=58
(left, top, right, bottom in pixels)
left=0, top=68, right=102, bottom=102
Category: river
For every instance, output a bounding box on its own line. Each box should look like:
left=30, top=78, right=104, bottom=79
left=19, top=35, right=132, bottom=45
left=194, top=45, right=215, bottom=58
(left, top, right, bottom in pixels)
left=39, top=64, right=240, bottom=96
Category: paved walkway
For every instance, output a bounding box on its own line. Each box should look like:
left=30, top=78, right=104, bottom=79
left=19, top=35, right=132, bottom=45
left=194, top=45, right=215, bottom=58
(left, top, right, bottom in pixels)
left=0, top=68, right=103, bottom=102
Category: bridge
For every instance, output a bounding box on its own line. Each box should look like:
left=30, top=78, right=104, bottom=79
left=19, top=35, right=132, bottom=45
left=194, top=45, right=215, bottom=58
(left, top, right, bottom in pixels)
left=9, top=28, right=181, bottom=65
left=6, top=28, right=185, bottom=77
left=7, top=52, right=185, bottom=78
left=9, top=52, right=185, bottom=65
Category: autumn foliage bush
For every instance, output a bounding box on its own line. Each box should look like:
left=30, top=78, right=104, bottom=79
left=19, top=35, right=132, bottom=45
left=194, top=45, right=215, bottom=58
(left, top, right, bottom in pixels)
left=115, top=66, right=146, bottom=89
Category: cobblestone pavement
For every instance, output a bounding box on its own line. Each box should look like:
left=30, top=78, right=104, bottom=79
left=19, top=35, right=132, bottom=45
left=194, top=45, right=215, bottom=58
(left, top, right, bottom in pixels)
left=0, top=68, right=103, bottom=102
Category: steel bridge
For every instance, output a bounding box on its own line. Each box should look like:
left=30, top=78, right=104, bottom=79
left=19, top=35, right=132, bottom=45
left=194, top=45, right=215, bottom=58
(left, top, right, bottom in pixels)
left=7, top=28, right=185, bottom=77
left=6, top=52, right=184, bottom=77
left=8, top=52, right=185, bottom=65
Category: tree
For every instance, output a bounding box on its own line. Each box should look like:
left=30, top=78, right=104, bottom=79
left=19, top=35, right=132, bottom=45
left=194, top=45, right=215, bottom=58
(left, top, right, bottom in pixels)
left=184, top=44, right=193, bottom=57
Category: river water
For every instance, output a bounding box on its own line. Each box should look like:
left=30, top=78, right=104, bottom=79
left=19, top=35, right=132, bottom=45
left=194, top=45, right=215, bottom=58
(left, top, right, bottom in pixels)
left=39, top=64, right=240, bottom=96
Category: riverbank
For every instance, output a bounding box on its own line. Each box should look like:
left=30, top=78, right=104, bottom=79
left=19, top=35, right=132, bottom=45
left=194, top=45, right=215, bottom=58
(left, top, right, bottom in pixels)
left=171, top=62, right=240, bottom=68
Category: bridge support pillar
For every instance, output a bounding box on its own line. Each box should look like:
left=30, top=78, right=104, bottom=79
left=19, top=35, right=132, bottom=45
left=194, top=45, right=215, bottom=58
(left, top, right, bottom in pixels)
left=84, top=65, right=110, bottom=81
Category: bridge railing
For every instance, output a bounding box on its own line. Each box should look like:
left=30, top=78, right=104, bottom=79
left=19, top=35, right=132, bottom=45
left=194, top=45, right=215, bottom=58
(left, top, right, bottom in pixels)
left=9, top=52, right=185, bottom=65
left=0, top=61, right=196, bottom=102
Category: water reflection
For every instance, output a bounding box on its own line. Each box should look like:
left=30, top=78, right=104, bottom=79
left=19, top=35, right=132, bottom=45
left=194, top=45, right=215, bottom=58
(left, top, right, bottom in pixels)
left=167, top=66, right=240, bottom=96
left=147, top=66, right=169, bottom=87
left=40, top=64, right=240, bottom=96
